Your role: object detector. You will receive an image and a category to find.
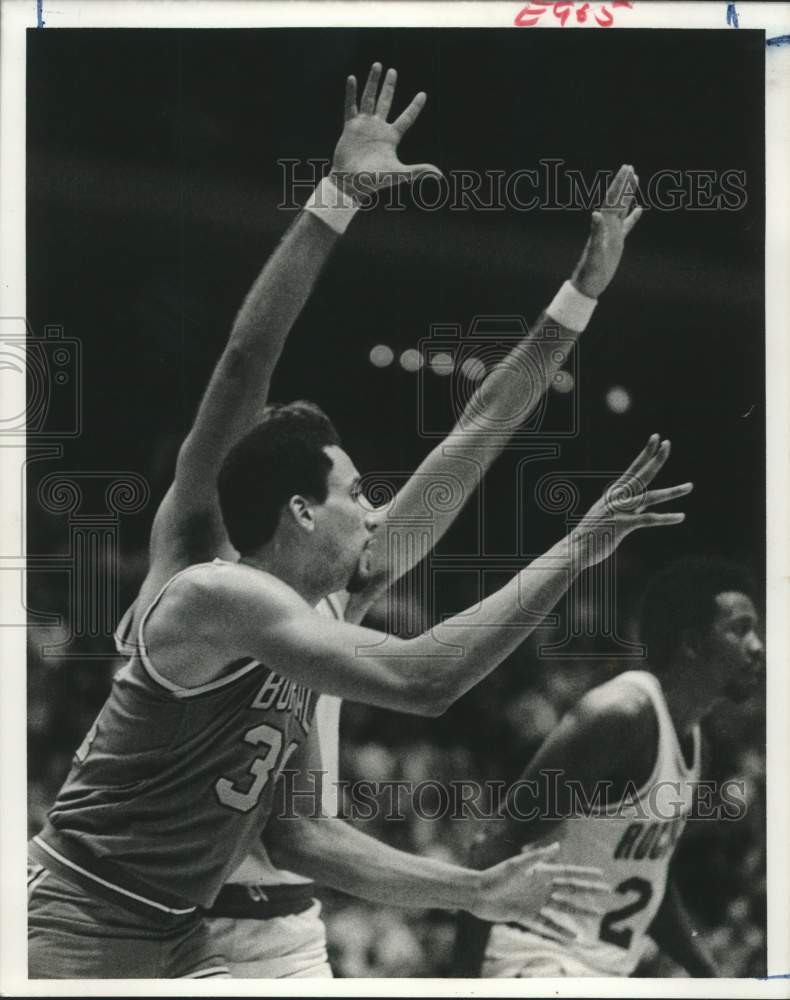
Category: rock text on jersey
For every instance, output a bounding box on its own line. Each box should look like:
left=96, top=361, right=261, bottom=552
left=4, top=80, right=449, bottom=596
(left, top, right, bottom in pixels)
left=613, top=816, right=685, bottom=862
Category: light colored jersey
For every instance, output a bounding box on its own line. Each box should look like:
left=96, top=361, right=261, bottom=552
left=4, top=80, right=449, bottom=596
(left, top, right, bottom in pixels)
left=484, top=670, right=701, bottom=978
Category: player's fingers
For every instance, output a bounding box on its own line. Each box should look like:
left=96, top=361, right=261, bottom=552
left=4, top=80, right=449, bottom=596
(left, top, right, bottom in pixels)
left=401, top=161, right=444, bottom=184
left=637, top=437, right=673, bottom=486
left=514, top=917, right=569, bottom=945
left=360, top=62, right=382, bottom=114
left=539, top=863, right=604, bottom=880
left=639, top=482, right=694, bottom=509
left=618, top=171, right=639, bottom=218
left=603, top=163, right=629, bottom=210
left=623, top=204, right=644, bottom=236
left=619, top=433, right=660, bottom=481
left=518, top=841, right=560, bottom=860
left=375, top=66, right=397, bottom=118
left=550, top=877, right=610, bottom=893
left=589, top=210, right=604, bottom=242
left=632, top=511, right=687, bottom=529
left=549, top=891, right=607, bottom=917
left=344, top=75, right=358, bottom=121
left=537, top=906, right=580, bottom=940
left=619, top=437, right=670, bottom=494
left=392, top=91, right=427, bottom=135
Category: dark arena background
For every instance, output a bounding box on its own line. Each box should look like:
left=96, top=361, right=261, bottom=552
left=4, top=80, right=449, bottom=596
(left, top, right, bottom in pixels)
left=26, top=27, right=765, bottom=976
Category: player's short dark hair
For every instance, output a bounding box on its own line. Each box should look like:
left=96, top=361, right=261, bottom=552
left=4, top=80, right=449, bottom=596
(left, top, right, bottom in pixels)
left=217, top=400, right=341, bottom=554
left=638, top=556, right=756, bottom=670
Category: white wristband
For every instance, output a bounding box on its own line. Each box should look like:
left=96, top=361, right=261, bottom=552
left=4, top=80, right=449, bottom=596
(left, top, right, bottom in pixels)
left=546, top=280, right=598, bottom=332
left=304, top=176, right=359, bottom=234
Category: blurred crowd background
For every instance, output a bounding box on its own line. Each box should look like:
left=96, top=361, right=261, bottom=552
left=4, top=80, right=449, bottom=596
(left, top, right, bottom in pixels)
left=27, top=575, right=766, bottom=977
left=26, top=25, right=765, bottom=977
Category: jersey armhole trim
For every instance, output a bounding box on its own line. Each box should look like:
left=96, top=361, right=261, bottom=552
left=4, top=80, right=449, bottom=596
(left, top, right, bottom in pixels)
left=136, top=562, right=262, bottom=698
left=113, top=603, right=137, bottom=656
left=323, top=593, right=343, bottom=620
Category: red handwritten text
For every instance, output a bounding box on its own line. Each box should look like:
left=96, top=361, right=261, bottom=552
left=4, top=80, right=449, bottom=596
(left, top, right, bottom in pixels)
left=514, top=1, right=634, bottom=28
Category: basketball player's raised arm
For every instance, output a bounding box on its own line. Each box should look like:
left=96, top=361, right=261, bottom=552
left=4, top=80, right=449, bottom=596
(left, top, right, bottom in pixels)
left=150, top=63, right=440, bottom=559
left=185, top=436, right=692, bottom=711
left=346, top=165, right=643, bottom=620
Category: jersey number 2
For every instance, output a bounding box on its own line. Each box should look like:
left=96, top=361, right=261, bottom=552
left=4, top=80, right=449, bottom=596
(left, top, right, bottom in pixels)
left=599, top=876, right=653, bottom=949
left=215, top=723, right=299, bottom=814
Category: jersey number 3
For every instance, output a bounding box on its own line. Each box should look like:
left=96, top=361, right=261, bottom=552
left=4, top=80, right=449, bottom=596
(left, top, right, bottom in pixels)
left=215, top=723, right=299, bottom=814
left=599, top=876, right=653, bottom=950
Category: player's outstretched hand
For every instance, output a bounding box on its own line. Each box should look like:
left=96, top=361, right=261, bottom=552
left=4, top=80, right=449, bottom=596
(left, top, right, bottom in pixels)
left=571, top=164, right=643, bottom=299
left=572, top=434, right=693, bottom=568
left=473, top=842, right=607, bottom=935
left=330, top=62, right=442, bottom=199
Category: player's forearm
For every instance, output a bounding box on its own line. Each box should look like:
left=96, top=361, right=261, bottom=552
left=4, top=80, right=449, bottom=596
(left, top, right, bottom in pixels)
left=399, top=531, right=584, bottom=713
left=450, top=310, right=580, bottom=454
left=268, top=814, right=483, bottom=912
left=183, top=209, right=340, bottom=454
left=228, top=209, right=339, bottom=362
left=391, top=311, right=580, bottom=536
left=362, top=295, right=591, bottom=598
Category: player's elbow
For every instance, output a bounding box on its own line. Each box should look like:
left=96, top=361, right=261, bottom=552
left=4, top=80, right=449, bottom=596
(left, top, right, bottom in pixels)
left=408, top=672, right=454, bottom=717
left=376, top=643, right=458, bottom=716
left=265, top=816, right=317, bottom=871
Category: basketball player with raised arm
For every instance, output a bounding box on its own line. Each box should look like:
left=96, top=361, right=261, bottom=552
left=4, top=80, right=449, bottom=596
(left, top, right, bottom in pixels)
left=452, top=557, right=764, bottom=978
left=27, top=64, right=684, bottom=979
left=200, top=73, right=651, bottom=976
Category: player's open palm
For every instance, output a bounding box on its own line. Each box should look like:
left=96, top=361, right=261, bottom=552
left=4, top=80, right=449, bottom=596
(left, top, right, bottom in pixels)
left=572, top=163, right=643, bottom=299
left=331, top=62, right=442, bottom=196
left=573, top=434, right=693, bottom=568
left=475, top=842, right=607, bottom=937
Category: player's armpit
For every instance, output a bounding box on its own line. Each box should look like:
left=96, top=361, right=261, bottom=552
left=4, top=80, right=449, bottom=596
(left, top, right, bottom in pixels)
left=148, top=484, right=236, bottom=569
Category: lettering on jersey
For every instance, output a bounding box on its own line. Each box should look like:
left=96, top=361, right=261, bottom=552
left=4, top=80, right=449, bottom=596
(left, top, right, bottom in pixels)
left=251, top=669, right=313, bottom=731
left=613, top=816, right=685, bottom=862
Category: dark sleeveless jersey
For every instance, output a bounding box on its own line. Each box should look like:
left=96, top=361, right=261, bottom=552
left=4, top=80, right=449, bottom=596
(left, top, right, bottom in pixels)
left=40, top=562, right=316, bottom=910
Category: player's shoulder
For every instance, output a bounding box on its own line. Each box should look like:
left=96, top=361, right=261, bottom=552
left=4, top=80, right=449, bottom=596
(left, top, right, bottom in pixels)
left=563, top=675, right=658, bottom=786
left=155, top=559, right=310, bottom=624
left=573, top=673, right=656, bottom=733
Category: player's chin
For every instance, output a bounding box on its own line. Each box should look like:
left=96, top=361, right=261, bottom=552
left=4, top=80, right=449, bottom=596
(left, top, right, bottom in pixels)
left=345, top=550, right=372, bottom=594
left=723, top=673, right=762, bottom=703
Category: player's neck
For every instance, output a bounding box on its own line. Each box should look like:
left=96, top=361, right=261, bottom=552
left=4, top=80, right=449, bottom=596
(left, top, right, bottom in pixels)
left=658, top=663, right=710, bottom=736
left=240, top=545, right=328, bottom=606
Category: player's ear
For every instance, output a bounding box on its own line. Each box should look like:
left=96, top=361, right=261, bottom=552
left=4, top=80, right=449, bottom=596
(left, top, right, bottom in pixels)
left=287, top=495, right=316, bottom=533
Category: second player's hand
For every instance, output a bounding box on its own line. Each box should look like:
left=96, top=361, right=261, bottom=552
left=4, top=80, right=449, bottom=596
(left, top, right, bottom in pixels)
left=572, top=433, right=693, bottom=569
left=473, top=842, right=607, bottom=929
left=330, top=62, right=442, bottom=199
left=571, top=163, right=643, bottom=300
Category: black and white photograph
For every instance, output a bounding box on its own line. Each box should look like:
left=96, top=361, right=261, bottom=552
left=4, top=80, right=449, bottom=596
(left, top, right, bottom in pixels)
left=1, top=0, right=789, bottom=994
